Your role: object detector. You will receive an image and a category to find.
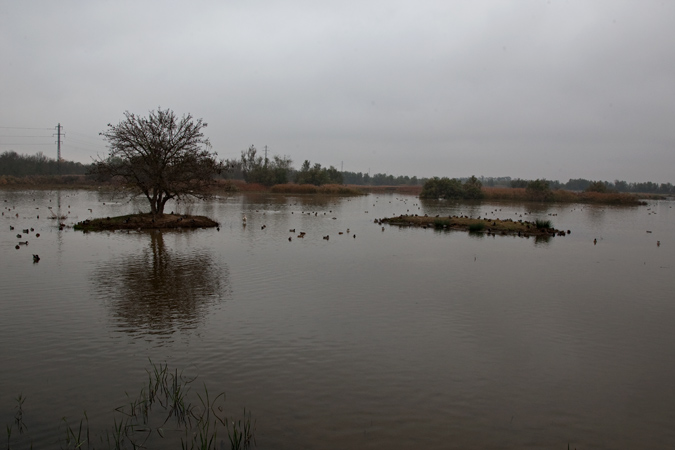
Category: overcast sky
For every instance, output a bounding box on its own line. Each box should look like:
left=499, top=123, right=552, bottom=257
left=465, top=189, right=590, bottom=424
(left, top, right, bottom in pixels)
left=2, top=0, right=673, bottom=183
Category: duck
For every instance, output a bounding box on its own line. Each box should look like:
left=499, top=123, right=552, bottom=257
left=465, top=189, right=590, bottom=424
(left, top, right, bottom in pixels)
left=33, top=254, right=40, bottom=262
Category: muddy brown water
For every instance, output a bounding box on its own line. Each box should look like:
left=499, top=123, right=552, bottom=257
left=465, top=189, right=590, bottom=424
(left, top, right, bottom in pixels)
left=1, top=189, right=674, bottom=449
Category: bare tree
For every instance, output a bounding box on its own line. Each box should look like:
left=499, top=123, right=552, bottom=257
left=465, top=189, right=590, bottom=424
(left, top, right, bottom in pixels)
left=93, top=108, right=222, bottom=216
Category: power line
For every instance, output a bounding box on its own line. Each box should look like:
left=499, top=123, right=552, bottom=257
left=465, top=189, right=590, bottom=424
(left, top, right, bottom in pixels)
left=0, top=135, right=54, bottom=138
left=0, top=143, right=54, bottom=146
left=0, top=126, right=53, bottom=130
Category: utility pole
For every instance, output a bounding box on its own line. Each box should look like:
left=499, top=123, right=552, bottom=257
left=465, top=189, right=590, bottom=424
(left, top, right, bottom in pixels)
left=264, top=145, right=268, bottom=167
left=55, top=123, right=63, bottom=174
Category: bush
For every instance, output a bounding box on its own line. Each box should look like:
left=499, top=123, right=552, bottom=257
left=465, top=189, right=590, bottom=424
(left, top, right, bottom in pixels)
left=535, top=219, right=552, bottom=229
left=526, top=179, right=553, bottom=201
left=468, top=222, right=486, bottom=232
left=420, top=176, right=483, bottom=199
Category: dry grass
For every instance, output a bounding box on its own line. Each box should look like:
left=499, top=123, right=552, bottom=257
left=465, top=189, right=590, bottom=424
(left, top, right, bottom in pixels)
left=271, top=183, right=363, bottom=195
left=0, top=174, right=99, bottom=189
left=481, top=187, right=644, bottom=205
left=353, top=185, right=423, bottom=195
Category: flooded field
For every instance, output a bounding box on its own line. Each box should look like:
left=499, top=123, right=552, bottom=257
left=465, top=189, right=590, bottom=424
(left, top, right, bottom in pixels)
left=1, top=189, right=674, bottom=449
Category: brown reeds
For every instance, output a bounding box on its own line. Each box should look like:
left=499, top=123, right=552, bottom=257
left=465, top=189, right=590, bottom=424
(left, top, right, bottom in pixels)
left=270, top=183, right=362, bottom=195
left=352, top=185, right=423, bottom=195
left=481, top=187, right=644, bottom=205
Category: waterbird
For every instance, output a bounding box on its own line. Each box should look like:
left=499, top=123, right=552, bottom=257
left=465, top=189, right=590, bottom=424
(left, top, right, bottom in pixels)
left=594, top=238, right=597, bottom=245
left=33, top=254, right=40, bottom=262
left=657, top=241, right=660, bottom=247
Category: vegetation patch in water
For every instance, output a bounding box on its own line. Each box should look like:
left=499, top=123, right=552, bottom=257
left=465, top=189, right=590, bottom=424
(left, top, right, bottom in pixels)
left=381, top=214, right=567, bottom=237
left=535, top=219, right=552, bottom=229
left=4, top=361, right=255, bottom=450
left=74, top=213, right=218, bottom=231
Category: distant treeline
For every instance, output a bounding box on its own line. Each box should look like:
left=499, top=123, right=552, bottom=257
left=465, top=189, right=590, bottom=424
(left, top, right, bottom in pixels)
left=225, top=146, right=424, bottom=187
left=2, top=150, right=673, bottom=194
left=0, top=151, right=90, bottom=176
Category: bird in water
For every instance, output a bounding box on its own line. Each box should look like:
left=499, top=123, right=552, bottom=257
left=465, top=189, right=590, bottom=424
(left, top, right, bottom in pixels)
left=33, top=254, right=40, bottom=262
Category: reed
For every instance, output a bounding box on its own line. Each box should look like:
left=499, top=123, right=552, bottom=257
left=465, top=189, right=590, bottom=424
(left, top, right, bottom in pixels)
left=481, top=186, right=644, bottom=205
left=271, top=183, right=362, bottom=195
left=468, top=222, right=486, bottom=232
left=4, top=361, right=255, bottom=450
left=433, top=218, right=451, bottom=228
left=535, top=219, right=552, bottom=229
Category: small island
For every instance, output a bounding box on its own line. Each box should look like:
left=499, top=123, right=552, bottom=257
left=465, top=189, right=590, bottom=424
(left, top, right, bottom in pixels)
left=74, top=214, right=218, bottom=231
left=380, top=214, right=568, bottom=237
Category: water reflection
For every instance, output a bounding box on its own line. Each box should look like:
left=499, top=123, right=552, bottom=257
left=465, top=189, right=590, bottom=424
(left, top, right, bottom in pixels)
left=92, top=231, right=229, bottom=337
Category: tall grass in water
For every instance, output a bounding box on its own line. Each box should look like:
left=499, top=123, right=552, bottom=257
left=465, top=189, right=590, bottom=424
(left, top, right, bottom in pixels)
left=482, top=186, right=643, bottom=204
left=535, top=219, right=552, bottom=229
left=271, top=183, right=362, bottom=195
left=4, top=361, right=255, bottom=450
left=468, top=222, right=486, bottom=232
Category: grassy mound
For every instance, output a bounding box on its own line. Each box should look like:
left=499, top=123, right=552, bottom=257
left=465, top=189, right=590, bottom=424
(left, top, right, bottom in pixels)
left=74, top=213, right=218, bottom=231
left=381, top=214, right=567, bottom=237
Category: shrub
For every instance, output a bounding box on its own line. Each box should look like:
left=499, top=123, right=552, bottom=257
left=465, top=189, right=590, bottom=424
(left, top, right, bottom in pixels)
left=535, top=219, right=552, bottom=229
left=468, top=222, right=486, bottom=232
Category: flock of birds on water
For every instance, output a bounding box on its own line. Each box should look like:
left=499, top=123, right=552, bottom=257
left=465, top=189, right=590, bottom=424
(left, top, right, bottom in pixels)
left=2, top=194, right=667, bottom=264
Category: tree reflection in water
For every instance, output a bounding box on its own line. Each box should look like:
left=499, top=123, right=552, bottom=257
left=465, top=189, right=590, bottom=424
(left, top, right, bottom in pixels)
left=93, top=231, right=229, bottom=338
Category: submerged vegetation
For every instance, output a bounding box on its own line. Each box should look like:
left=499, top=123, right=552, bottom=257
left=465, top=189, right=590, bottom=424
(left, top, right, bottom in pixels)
left=4, top=361, right=254, bottom=450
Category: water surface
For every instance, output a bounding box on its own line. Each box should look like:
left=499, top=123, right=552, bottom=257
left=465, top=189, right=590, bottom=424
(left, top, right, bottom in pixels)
left=1, top=189, right=673, bottom=449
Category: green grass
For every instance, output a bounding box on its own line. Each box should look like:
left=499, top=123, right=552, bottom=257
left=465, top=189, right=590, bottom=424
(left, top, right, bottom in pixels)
left=5, top=361, right=255, bottom=450
left=468, top=222, right=486, bottom=232
left=433, top=218, right=451, bottom=228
